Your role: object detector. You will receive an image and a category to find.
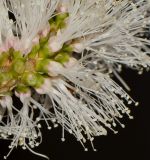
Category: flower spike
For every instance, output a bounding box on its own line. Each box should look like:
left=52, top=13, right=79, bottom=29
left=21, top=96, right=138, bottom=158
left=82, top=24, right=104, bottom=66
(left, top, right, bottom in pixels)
left=0, top=0, right=149, bottom=159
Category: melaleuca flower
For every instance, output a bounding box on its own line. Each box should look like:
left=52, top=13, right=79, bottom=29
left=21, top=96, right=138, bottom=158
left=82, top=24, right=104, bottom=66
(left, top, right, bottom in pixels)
left=0, top=0, right=149, bottom=159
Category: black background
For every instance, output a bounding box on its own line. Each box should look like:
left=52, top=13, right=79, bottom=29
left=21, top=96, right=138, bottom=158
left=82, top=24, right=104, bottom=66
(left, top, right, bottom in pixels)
left=0, top=68, right=149, bottom=160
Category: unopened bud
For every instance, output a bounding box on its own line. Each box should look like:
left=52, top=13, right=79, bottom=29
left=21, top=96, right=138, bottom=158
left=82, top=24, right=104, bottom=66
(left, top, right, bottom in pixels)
left=12, top=58, right=25, bottom=74
left=72, top=42, right=84, bottom=53
left=47, top=61, right=64, bottom=76
left=64, top=57, right=77, bottom=68
left=22, top=72, right=39, bottom=87
left=36, top=78, right=51, bottom=94
left=49, top=36, right=63, bottom=52
left=54, top=52, right=70, bottom=64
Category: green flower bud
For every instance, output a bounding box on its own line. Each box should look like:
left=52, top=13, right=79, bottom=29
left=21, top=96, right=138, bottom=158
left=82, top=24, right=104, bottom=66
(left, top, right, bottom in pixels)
left=55, top=13, right=69, bottom=29
left=28, top=44, right=40, bottom=58
left=54, top=52, right=70, bottom=64
left=12, top=51, right=22, bottom=60
left=34, top=74, right=44, bottom=88
left=0, top=72, right=13, bottom=85
left=39, top=35, right=50, bottom=46
left=22, top=72, right=39, bottom=87
left=56, top=13, right=69, bottom=21
left=16, top=84, right=30, bottom=93
left=35, top=59, right=51, bottom=73
left=62, top=44, right=73, bottom=53
left=49, top=13, right=69, bottom=31
left=55, top=20, right=65, bottom=29
left=39, top=43, right=55, bottom=58
left=12, top=58, right=25, bottom=74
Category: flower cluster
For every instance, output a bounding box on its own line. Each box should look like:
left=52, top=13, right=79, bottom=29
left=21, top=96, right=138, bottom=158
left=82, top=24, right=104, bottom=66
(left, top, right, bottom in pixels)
left=0, top=0, right=149, bottom=159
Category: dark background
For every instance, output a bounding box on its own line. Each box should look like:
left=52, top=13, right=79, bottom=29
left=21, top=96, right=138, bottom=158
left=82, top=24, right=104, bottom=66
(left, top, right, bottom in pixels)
left=0, top=68, right=149, bottom=160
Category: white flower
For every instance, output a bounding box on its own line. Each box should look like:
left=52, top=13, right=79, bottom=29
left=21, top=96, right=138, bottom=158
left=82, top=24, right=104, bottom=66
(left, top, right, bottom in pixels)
left=0, top=0, right=149, bottom=159
left=7, top=0, right=59, bottom=53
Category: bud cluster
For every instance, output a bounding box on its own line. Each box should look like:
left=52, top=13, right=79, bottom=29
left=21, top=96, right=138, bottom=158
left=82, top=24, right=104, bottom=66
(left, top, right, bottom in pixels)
left=0, top=12, right=74, bottom=96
